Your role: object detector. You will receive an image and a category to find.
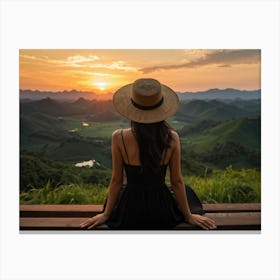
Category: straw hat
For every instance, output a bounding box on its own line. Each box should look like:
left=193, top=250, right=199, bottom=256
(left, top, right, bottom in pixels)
left=113, top=78, right=179, bottom=123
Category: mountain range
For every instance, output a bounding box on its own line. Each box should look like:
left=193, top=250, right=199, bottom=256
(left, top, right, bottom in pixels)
left=20, top=97, right=260, bottom=126
left=20, top=89, right=112, bottom=101
left=20, top=97, right=120, bottom=120
left=178, top=88, right=261, bottom=101
left=20, top=88, right=261, bottom=101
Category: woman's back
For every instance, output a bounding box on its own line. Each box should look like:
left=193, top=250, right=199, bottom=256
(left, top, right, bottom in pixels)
left=118, top=127, right=174, bottom=166
left=104, top=128, right=185, bottom=229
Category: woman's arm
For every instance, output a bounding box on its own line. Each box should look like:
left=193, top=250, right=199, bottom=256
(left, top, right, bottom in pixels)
left=80, top=130, right=123, bottom=229
left=169, top=131, right=192, bottom=219
left=169, top=131, right=216, bottom=230
left=103, top=130, right=124, bottom=217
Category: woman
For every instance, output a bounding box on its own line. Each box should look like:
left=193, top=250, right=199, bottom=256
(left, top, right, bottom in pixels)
left=80, top=78, right=216, bottom=230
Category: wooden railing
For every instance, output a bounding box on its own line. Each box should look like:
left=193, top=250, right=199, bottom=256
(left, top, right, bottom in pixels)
left=20, top=203, right=261, bottom=230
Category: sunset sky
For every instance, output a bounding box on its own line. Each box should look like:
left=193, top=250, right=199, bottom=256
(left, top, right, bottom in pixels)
left=19, top=49, right=261, bottom=97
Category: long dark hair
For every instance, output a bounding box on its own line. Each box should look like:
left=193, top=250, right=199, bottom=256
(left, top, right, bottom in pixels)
left=131, top=120, right=173, bottom=174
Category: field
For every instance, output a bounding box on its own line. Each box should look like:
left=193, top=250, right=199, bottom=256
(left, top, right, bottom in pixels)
left=63, top=118, right=127, bottom=138
left=62, top=117, right=186, bottom=138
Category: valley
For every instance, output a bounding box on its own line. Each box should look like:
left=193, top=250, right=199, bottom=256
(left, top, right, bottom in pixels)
left=20, top=96, right=261, bottom=203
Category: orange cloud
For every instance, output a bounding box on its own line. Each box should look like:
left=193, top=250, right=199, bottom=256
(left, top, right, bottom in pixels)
left=140, top=50, right=260, bottom=73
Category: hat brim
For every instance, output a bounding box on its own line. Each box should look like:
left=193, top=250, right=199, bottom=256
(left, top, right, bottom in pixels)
left=113, top=83, right=179, bottom=123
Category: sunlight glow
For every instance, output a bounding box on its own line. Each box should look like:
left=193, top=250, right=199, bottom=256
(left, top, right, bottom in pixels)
left=94, top=82, right=107, bottom=91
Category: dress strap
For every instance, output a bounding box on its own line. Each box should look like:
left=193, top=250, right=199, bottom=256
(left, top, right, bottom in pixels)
left=121, top=129, right=130, bottom=164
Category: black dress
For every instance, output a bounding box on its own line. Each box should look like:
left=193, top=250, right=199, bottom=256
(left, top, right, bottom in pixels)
left=102, top=130, right=204, bottom=230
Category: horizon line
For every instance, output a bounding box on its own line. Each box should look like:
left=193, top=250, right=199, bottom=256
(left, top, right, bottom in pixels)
left=19, top=87, right=261, bottom=94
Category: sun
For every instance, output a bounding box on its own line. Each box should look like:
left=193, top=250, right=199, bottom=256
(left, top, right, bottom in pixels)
left=94, top=82, right=107, bottom=91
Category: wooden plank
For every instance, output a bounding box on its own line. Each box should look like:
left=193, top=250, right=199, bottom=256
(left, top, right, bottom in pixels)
left=203, top=203, right=261, bottom=213
left=20, top=205, right=103, bottom=217
left=20, top=212, right=261, bottom=231
left=176, top=212, right=261, bottom=230
left=20, top=203, right=261, bottom=217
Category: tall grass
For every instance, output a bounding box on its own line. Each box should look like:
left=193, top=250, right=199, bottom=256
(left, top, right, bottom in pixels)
left=185, top=166, right=260, bottom=203
left=20, top=181, right=108, bottom=204
left=20, top=167, right=260, bottom=204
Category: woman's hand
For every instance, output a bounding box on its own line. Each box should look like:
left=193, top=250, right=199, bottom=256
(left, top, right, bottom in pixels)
left=186, top=214, right=217, bottom=230
left=80, top=213, right=109, bottom=229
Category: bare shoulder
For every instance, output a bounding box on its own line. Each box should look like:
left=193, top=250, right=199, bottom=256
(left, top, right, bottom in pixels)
left=122, top=127, right=132, bottom=133
left=171, top=130, right=179, bottom=139
left=170, top=130, right=180, bottom=145
left=112, top=128, right=131, bottom=140
left=120, top=128, right=133, bottom=139
left=112, top=129, right=121, bottom=137
left=111, top=129, right=122, bottom=143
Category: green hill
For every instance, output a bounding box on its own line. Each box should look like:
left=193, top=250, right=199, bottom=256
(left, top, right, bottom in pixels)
left=179, top=119, right=220, bottom=135
left=184, top=117, right=260, bottom=151
left=20, top=112, right=68, bottom=137
left=20, top=112, right=112, bottom=166
left=46, top=137, right=111, bottom=166
left=199, top=105, right=246, bottom=121
left=176, top=100, right=259, bottom=123
left=20, top=112, right=70, bottom=153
